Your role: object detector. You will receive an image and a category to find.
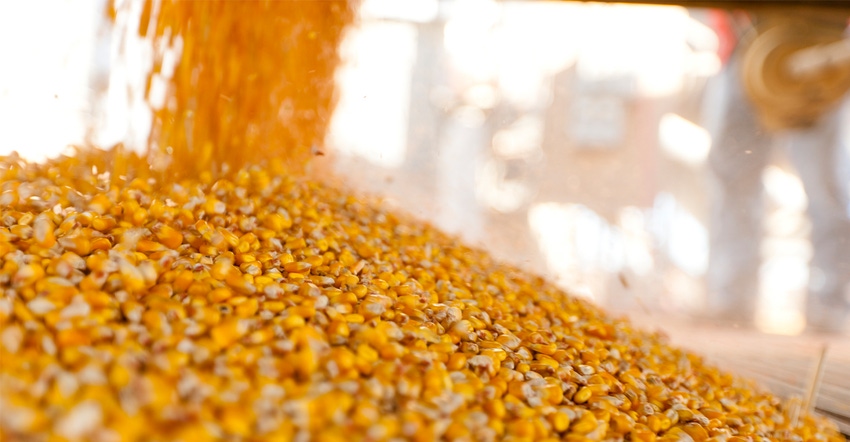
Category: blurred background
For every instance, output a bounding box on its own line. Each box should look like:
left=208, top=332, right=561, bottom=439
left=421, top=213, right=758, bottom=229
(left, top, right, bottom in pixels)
left=1, top=0, right=849, bottom=339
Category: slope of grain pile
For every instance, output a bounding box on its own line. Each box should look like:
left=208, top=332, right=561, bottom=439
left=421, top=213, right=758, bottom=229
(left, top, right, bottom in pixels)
left=0, top=149, right=843, bottom=442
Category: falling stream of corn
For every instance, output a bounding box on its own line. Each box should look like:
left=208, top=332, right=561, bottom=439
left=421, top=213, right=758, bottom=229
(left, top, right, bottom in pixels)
left=0, top=1, right=844, bottom=441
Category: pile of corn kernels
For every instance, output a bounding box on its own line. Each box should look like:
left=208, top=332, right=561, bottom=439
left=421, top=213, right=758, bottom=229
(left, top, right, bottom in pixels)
left=0, top=149, right=843, bottom=442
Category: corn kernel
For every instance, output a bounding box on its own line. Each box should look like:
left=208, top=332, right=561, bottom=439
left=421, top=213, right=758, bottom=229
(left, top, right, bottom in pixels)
left=210, top=319, right=248, bottom=347
left=33, top=214, right=56, bottom=248
left=549, top=411, right=571, bottom=433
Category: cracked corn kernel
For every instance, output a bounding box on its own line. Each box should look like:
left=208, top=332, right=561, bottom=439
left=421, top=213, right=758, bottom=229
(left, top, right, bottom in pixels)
left=3, top=151, right=845, bottom=442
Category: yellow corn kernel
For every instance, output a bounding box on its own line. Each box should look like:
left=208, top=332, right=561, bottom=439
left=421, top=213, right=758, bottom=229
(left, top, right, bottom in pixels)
left=153, top=224, right=183, bottom=249
left=447, top=353, right=467, bottom=371
left=548, top=411, right=571, bottom=433
left=632, top=426, right=658, bottom=442
left=327, top=320, right=350, bottom=340
left=220, top=405, right=252, bottom=437
left=263, top=213, right=292, bottom=231
left=290, top=304, right=315, bottom=319
left=210, top=319, right=248, bottom=347
left=208, top=287, right=234, bottom=303
left=648, top=414, right=663, bottom=433
left=344, top=313, right=365, bottom=324
left=682, top=423, right=709, bottom=442
left=507, top=419, right=535, bottom=438
left=304, top=255, right=323, bottom=268
left=168, top=269, right=193, bottom=293
left=246, top=328, right=275, bottom=345
left=281, top=315, right=306, bottom=331
left=571, top=412, right=598, bottom=434
left=378, top=342, right=405, bottom=360
left=541, top=383, right=564, bottom=405
left=285, top=237, right=306, bottom=250
left=659, top=427, right=693, bottom=442
left=356, top=344, right=379, bottom=364
left=352, top=402, right=379, bottom=428
left=91, top=216, right=116, bottom=232
left=225, top=271, right=256, bottom=295
left=235, top=298, right=259, bottom=318
left=87, top=194, right=112, bottom=215
left=193, top=305, right=222, bottom=327
left=573, top=386, right=592, bottom=404
left=13, top=263, right=44, bottom=287
left=262, top=300, right=285, bottom=313
left=611, top=412, right=635, bottom=433
left=56, top=328, right=92, bottom=347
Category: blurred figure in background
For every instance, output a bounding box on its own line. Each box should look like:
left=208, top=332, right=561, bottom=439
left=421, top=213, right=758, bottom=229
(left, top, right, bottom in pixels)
left=706, top=10, right=850, bottom=332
